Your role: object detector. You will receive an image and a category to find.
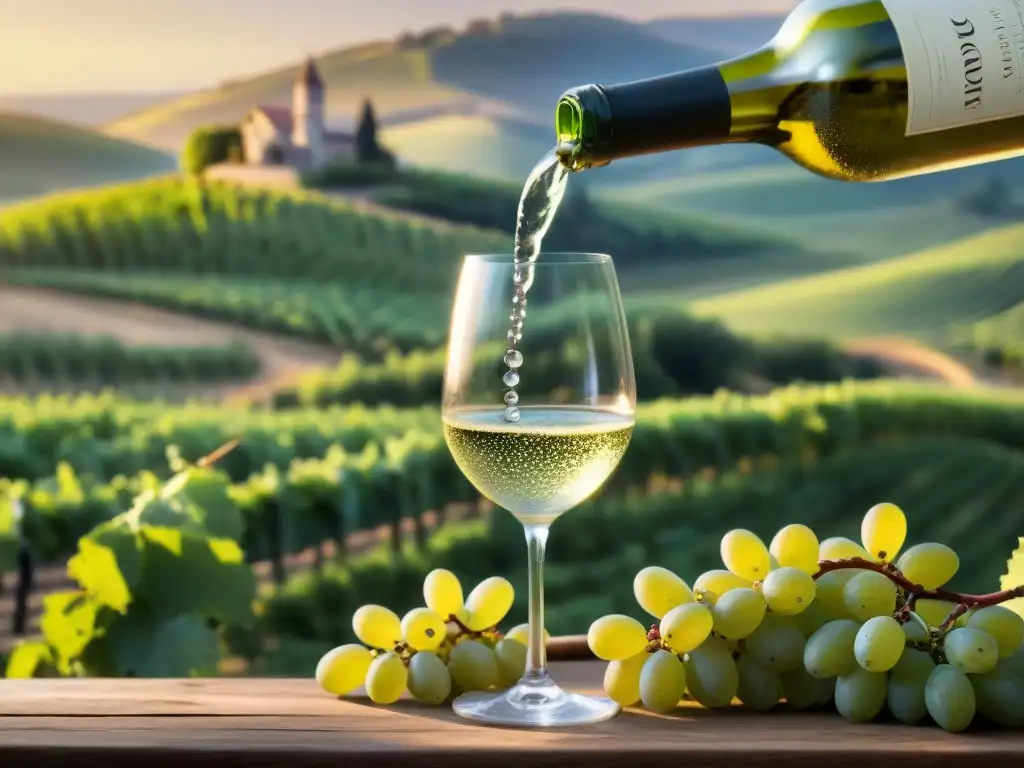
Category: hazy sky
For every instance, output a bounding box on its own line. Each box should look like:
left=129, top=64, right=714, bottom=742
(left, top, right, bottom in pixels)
left=0, top=0, right=794, bottom=95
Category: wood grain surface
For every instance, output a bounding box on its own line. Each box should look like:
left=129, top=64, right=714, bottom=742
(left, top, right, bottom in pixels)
left=0, top=660, right=1020, bottom=768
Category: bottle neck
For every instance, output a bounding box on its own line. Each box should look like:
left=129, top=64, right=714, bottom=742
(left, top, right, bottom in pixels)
left=555, top=57, right=778, bottom=171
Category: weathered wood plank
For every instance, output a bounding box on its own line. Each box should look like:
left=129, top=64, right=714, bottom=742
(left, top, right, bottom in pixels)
left=0, top=661, right=1020, bottom=768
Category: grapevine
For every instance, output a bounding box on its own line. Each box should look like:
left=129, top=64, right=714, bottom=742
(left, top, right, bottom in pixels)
left=4, top=442, right=257, bottom=679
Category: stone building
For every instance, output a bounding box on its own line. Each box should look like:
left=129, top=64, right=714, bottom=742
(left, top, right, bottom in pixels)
left=241, top=58, right=356, bottom=169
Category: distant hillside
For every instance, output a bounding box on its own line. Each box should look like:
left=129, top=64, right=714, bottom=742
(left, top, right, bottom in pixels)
left=645, top=14, right=785, bottom=55
left=0, top=112, right=176, bottom=205
left=0, top=91, right=185, bottom=127
left=688, top=223, right=1024, bottom=345
left=104, top=12, right=718, bottom=154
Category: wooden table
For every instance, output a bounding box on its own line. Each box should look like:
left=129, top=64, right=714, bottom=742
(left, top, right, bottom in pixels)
left=0, top=660, right=1020, bottom=768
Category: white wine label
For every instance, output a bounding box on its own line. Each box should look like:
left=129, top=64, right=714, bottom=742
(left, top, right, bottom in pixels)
left=882, top=0, right=1024, bottom=135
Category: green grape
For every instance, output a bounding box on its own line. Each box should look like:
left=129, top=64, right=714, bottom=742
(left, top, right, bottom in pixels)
left=693, top=569, right=753, bottom=604
left=769, top=523, right=819, bottom=575
left=505, top=623, right=550, bottom=646
left=804, top=619, right=860, bottom=678
left=463, top=576, right=515, bottom=631
left=745, top=614, right=805, bottom=673
left=587, top=614, right=650, bottom=661
left=854, top=616, right=905, bottom=672
left=886, top=648, right=935, bottom=724
left=860, top=502, right=906, bottom=561
left=842, top=571, right=897, bottom=622
left=634, top=565, right=694, bottom=619
left=944, top=627, right=999, bottom=674
left=684, top=637, right=739, bottom=708
left=812, top=570, right=856, bottom=620
left=720, top=529, right=771, bottom=582
left=736, top=654, right=782, bottom=712
left=447, top=639, right=499, bottom=691
left=1004, top=647, right=1024, bottom=679
left=819, top=537, right=871, bottom=562
left=780, top=666, right=829, bottom=710
left=604, top=651, right=648, bottom=707
left=966, top=606, right=1024, bottom=658
left=353, top=604, right=402, bottom=650
left=971, top=670, right=1024, bottom=727
left=760, top=567, right=816, bottom=616
left=494, top=638, right=527, bottom=688
left=901, top=612, right=930, bottom=643
left=640, top=649, right=687, bottom=713
left=659, top=602, right=713, bottom=653
left=406, top=651, right=452, bottom=705
left=915, top=599, right=957, bottom=629
left=365, top=651, right=408, bottom=705
left=400, top=607, right=447, bottom=652
left=796, top=601, right=832, bottom=637
left=711, top=587, right=766, bottom=640
left=423, top=568, right=464, bottom=618
left=896, top=543, right=959, bottom=591
left=315, top=643, right=373, bottom=696
left=834, top=667, right=887, bottom=723
left=925, top=664, right=976, bottom=732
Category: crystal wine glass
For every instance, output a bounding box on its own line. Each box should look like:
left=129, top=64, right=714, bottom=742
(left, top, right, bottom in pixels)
left=441, top=252, right=637, bottom=727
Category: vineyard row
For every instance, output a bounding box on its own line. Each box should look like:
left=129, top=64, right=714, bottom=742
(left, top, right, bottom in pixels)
left=0, top=331, right=259, bottom=385
left=4, top=380, right=1024, bottom=574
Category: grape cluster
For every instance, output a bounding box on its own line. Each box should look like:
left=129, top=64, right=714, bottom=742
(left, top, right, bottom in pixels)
left=588, top=502, right=1024, bottom=731
left=315, top=569, right=548, bottom=706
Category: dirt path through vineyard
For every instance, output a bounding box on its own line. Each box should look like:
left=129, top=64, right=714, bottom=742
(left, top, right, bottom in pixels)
left=0, top=285, right=341, bottom=397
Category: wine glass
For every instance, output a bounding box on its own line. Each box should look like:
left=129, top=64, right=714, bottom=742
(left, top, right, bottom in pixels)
left=441, top=251, right=637, bottom=727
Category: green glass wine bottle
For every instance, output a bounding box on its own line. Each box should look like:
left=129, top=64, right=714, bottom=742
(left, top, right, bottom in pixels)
left=555, top=0, right=1024, bottom=182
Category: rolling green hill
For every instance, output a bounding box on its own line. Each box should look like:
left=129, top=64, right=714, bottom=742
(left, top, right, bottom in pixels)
left=380, top=115, right=547, bottom=181
left=0, top=112, right=176, bottom=205
left=104, top=12, right=715, bottom=153
left=688, top=223, right=1024, bottom=347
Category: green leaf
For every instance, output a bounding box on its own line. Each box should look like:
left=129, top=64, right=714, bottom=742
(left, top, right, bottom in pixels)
left=136, top=525, right=255, bottom=628
left=5, top=641, right=55, bottom=679
left=107, top=612, right=220, bottom=677
left=1000, top=537, right=1024, bottom=618
left=135, top=496, right=203, bottom=533
left=67, top=524, right=141, bottom=613
left=38, top=591, right=101, bottom=662
left=164, top=467, right=244, bottom=541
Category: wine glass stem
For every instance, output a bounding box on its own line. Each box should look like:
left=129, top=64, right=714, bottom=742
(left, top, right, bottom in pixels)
left=523, top=523, right=550, bottom=683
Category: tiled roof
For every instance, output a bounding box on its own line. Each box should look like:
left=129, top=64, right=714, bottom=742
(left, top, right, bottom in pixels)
left=254, top=105, right=292, bottom=133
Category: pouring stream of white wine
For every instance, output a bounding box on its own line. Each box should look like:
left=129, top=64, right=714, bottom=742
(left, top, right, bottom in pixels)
left=501, top=149, right=571, bottom=422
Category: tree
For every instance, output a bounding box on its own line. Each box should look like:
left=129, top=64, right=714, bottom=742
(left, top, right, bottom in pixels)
left=181, top=125, right=243, bottom=176
left=354, top=99, right=396, bottom=167
left=355, top=99, right=379, bottom=163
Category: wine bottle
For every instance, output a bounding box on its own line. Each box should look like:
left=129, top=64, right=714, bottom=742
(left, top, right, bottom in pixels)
left=555, top=0, right=1024, bottom=182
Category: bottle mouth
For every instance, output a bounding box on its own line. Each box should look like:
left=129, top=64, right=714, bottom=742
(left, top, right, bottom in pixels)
left=553, top=87, right=613, bottom=170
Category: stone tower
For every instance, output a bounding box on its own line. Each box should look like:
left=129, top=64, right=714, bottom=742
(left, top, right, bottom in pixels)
left=292, top=57, right=324, bottom=165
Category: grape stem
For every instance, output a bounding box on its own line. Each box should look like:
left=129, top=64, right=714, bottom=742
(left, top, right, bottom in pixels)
left=813, top=557, right=1024, bottom=630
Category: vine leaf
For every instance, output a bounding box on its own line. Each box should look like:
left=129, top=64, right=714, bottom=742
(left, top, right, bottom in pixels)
left=38, top=591, right=102, bottom=665
left=107, top=613, right=220, bottom=677
left=66, top=524, right=141, bottom=614
left=161, top=466, right=244, bottom=541
left=4, top=641, right=55, bottom=679
left=1000, top=537, right=1024, bottom=618
left=135, top=525, right=255, bottom=628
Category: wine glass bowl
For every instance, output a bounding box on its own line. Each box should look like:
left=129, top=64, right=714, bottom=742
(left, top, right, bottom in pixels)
left=442, top=252, right=636, bottom=727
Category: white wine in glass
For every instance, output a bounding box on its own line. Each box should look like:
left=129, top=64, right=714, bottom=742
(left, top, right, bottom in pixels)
left=442, top=251, right=636, bottom=727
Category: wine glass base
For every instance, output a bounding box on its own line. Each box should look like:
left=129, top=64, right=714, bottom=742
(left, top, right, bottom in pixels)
left=452, top=681, right=620, bottom=728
